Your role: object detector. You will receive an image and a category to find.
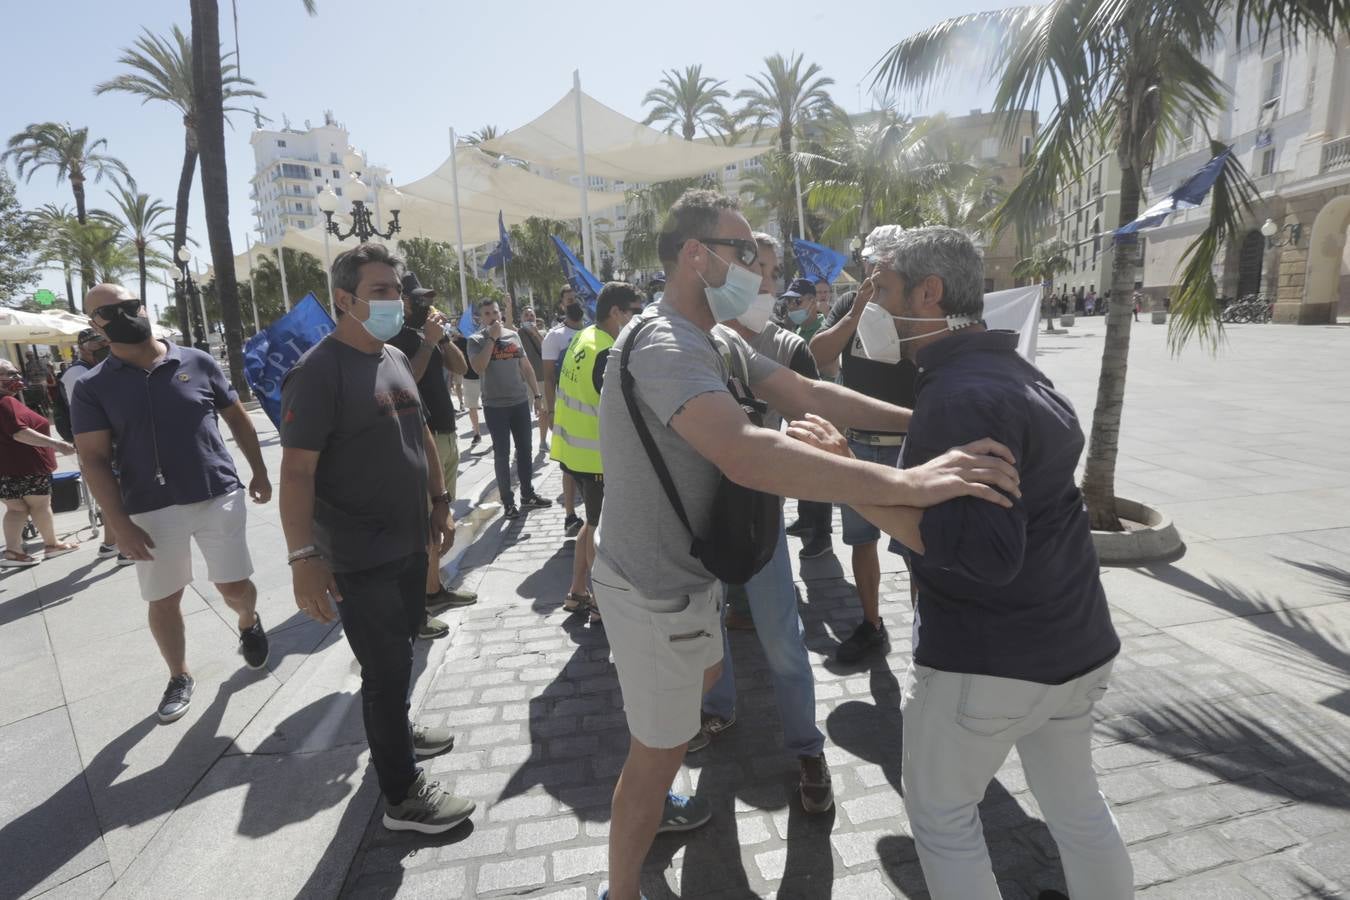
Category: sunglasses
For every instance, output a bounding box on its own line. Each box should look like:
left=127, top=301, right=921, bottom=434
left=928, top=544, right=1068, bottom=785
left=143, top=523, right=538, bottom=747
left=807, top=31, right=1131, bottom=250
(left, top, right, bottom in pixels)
left=92, top=299, right=143, bottom=321
left=699, top=238, right=759, bottom=267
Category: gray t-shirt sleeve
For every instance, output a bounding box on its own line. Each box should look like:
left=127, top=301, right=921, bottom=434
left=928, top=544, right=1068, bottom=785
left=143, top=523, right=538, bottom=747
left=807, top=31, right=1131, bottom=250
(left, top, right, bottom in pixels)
left=745, top=345, right=782, bottom=386
left=279, top=355, right=338, bottom=452
left=629, top=323, right=728, bottom=426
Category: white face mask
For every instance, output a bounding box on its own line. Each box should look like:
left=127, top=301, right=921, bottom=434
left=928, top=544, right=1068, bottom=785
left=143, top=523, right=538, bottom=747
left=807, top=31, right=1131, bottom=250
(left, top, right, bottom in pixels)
left=698, top=246, right=761, bottom=321
left=735, top=293, right=776, bottom=332
left=853, top=302, right=980, bottom=363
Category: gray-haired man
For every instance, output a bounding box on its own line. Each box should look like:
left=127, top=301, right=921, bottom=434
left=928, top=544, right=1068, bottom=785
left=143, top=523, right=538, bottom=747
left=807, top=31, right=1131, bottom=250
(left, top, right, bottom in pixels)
left=794, top=227, right=1130, bottom=899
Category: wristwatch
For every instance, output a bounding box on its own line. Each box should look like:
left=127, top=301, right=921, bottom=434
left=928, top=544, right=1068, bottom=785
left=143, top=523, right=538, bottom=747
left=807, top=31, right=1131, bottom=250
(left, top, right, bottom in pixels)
left=431, top=492, right=451, bottom=505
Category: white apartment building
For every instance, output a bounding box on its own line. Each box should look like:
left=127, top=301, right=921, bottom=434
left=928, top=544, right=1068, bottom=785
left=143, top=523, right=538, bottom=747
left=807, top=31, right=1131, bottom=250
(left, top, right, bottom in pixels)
left=1049, top=147, right=1129, bottom=300
left=1141, top=29, right=1350, bottom=322
left=248, top=111, right=390, bottom=245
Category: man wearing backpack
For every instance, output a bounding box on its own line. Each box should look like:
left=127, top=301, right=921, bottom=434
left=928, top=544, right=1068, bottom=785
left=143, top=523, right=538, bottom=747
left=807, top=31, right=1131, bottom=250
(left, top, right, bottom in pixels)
left=593, top=189, right=1021, bottom=900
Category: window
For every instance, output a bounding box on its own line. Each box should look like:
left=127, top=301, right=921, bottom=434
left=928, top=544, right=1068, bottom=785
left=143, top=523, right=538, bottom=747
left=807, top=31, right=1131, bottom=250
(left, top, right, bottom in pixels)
left=1020, top=135, right=1032, bottom=164
left=984, top=278, right=995, bottom=292
left=1260, top=146, right=1276, bottom=176
left=313, top=167, right=321, bottom=176
left=335, top=187, right=343, bottom=197
left=1264, top=57, right=1283, bottom=105
left=293, top=201, right=303, bottom=212
left=333, top=169, right=340, bottom=178
left=276, top=139, right=287, bottom=148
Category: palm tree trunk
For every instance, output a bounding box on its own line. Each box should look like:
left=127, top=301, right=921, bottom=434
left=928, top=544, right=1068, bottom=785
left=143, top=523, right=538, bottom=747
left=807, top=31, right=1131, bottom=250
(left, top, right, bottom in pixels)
left=137, top=244, right=148, bottom=307
left=63, top=262, right=75, bottom=313
left=172, top=131, right=197, bottom=346
left=190, top=0, right=250, bottom=399
left=71, top=171, right=96, bottom=294
left=1079, top=158, right=1142, bottom=532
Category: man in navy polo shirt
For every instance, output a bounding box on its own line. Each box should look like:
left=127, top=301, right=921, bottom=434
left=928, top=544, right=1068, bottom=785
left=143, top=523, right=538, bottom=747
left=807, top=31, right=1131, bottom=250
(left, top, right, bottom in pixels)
left=72, top=284, right=273, bottom=724
left=793, top=227, right=1129, bottom=899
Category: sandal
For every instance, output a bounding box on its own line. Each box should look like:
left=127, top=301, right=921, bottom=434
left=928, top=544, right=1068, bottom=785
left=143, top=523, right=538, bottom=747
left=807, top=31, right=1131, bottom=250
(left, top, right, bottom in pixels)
left=563, top=592, right=593, bottom=613
left=1, top=550, right=40, bottom=568
left=44, top=543, right=78, bottom=560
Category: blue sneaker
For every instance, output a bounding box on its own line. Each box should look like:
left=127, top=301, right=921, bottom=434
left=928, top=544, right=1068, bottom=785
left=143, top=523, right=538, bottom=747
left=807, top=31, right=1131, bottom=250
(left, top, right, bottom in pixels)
left=657, top=791, right=711, bottom=833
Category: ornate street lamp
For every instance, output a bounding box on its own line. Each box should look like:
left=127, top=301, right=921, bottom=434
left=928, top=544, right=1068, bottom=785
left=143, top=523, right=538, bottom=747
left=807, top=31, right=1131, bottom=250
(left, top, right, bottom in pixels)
left=172, top=246, right=209, bottom=352
left=1260, top=217, right=1302, bottom=249
left=318, top=148, right=401, bottom=243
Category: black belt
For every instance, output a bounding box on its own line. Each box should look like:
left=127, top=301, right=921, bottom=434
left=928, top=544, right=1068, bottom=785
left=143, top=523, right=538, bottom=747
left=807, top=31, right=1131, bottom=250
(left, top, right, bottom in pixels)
left=845, top=429, right=906, bottom=446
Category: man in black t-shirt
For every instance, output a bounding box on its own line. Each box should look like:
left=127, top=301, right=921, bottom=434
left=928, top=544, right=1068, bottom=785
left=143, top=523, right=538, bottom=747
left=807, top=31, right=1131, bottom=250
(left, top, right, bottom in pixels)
left=808, top=225, right=919, bottom=664
left=391, top=273, right=477, bottom=638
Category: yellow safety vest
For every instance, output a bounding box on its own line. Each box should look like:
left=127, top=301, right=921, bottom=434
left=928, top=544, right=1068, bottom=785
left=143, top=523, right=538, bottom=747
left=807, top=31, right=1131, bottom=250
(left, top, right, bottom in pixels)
left=550, top=325, right=613, bottom=475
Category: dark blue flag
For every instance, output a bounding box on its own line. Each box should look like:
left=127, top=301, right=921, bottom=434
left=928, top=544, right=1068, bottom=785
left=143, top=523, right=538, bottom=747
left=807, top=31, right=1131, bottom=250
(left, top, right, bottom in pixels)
left=550, top=235, right=603, bottom=319
left=481, top=211, right=513, bottom=271
left=1115, top=148, right=1232, bottom=235
left=792, top=238, right=848, bottom=284
left=243, top=293, right=335, bottom=427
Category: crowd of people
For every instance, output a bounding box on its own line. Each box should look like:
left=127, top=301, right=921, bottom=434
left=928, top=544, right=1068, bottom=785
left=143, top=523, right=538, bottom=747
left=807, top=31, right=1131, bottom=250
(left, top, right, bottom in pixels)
left=12, top=185, right=1132, bottom=899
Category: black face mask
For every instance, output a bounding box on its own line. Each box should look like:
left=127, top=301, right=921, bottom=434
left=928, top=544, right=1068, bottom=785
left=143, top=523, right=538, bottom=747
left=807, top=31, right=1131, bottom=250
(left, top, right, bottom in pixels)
left=102, top=311, right=153, bottom=344
left=406, top=305, right=430, bottom=329
left=91, top=346, right=111, bottom=364
left=565, top=302, right=584, bottom=321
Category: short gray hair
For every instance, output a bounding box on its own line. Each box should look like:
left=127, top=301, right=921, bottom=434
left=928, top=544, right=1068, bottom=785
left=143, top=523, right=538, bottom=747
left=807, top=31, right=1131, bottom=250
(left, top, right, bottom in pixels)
left=331, top=242, right=404, bottom=296
left=752, top=231, right=780, bottom=256
left=869, top=226, right=984, bottom=318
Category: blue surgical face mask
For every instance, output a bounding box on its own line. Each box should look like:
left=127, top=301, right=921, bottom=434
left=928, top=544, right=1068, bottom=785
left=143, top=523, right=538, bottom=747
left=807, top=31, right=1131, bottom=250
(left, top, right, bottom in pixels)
left=358, top=297, right=404, bottom=341
left=698, top=245, right=760, bottom=321
left=788, top=307, right=809, bottom=325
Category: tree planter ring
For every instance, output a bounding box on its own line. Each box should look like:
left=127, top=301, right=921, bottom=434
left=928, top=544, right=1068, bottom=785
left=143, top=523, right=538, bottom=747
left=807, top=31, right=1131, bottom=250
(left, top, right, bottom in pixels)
left=1151, top=310, right=1167, bottom=324
left=1060, top=315, right=1075, bottom=327
left=1091, top=497, right=1185, bottom=566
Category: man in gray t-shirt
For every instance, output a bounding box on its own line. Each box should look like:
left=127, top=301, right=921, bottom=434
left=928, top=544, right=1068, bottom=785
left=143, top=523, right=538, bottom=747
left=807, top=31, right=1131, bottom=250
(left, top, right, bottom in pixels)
left=465, top=298, right=547, bottom=518
left=593, top=189, right=1022, bottom=900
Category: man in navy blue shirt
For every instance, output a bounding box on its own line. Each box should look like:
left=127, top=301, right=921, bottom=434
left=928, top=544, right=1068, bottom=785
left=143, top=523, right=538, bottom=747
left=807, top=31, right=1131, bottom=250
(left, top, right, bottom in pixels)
left=72, top=284, right=272, bottom=724
left=791, top=227, right=1129, bottom=900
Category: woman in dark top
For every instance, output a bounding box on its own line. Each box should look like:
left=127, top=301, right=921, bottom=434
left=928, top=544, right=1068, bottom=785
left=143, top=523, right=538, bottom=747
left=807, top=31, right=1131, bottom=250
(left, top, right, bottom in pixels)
left=0, top=359, right=78, bottom=566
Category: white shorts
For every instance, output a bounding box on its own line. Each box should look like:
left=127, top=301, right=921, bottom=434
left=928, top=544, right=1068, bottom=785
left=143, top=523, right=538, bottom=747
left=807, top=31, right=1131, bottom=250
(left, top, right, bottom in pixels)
left=128, top=489, right=253, bottom=602
left=463, top=379, right=481, bottom=411
left=592, top=556, right=723, bottom=749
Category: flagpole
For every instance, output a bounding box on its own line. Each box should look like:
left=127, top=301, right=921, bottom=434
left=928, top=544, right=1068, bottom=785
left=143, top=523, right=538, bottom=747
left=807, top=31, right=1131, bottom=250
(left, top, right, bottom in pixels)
left=573, top=69, right=594, bottom=273
left=448, top=128, right=471, bottom=317
left=243, top=231, right=261, bottom=333
left=321, top=228, right=335, bottom=316
left=276, top=239, right=292, bottom=309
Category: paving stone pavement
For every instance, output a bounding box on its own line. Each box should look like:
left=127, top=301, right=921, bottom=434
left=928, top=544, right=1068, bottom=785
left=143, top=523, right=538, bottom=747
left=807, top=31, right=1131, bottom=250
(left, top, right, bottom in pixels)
left=340, top=323, right=1350, bottom=900
left=339, top=478, right=1349, bottom=899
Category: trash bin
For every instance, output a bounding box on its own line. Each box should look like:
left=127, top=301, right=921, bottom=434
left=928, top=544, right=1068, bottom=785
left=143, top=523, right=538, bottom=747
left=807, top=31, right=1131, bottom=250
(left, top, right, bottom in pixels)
left=52, top=472, right=81, bottom=513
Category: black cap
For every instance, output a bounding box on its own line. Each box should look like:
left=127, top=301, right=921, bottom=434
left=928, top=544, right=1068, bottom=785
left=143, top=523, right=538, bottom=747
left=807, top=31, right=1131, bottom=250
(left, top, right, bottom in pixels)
left=77, top=328, right=105, bottom=345
left=781, top=277, right=817, bottom=299
left=401, top=272, right=436, bottom=301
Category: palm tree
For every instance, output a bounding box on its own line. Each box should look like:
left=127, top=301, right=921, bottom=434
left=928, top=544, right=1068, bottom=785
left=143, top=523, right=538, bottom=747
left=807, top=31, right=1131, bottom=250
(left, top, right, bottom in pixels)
left=190, top=0, right=313, bottom=398
left=3, top=123, right=129, bottom=305
left=1013, top=239, right=1073, bottom=329
left=922, top=165, right=1006, bottom=239
left=65, top=218, right=138, bottom=285
left=736, top=53, right=838, bottom=157
left=621, top=176, right=717, bottom=270
left=94, top=24, right=263, bottom=342
left=107, top=183, right=173, bottom=304
left=740, top=154, right=802, bottom=262
left=802, top=110, right=972, bottom=246
left=507, top=217, right=584, bottom=305
left=642, top=66, right=732, bottom=141
left=871, top=1, right=1342, bottom=531
left=28, top=203, right=79, bottom=306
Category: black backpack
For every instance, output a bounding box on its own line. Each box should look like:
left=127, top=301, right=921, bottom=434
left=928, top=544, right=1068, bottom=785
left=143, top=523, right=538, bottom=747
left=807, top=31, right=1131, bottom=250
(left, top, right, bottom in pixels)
left=619, top=317, right=778, bottom=585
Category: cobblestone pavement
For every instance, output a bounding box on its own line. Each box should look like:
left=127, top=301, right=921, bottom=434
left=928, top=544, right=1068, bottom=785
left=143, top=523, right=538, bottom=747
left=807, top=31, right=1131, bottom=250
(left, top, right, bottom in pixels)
left=339, top=466, right=1350, bottom=900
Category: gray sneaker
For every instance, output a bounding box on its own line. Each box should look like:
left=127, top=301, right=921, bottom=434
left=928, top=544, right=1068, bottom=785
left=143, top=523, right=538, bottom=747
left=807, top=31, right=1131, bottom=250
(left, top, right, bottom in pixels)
left=383, top=772, right=475, bottom=834
left=412, top=723, right=455, bottom=758
left=157, top=674, right=194, bottom=723
left=685, top=713, right=735, bottom=753
left=417, top=616, right=450, bottom=640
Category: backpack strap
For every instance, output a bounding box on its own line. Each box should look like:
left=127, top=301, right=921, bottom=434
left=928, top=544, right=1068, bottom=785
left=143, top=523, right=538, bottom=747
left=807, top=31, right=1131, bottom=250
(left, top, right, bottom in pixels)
left=619, top=317, right=700, bottom=551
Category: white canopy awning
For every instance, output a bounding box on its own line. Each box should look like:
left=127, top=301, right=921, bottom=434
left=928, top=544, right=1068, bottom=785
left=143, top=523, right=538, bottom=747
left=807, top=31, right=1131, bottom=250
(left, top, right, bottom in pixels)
left=480, top=87, right=765, bottom=182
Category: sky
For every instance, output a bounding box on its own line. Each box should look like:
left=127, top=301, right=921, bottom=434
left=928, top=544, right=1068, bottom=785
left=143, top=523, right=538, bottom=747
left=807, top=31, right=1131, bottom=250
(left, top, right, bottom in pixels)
left=4, top=0, right=1016, bottom=320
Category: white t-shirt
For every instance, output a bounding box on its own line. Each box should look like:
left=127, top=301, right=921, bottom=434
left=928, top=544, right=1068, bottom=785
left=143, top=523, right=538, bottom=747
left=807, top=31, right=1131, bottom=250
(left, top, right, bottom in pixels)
left=541, top=323, right=580, bottom=374
left=60, top=361, right=97, bottom=406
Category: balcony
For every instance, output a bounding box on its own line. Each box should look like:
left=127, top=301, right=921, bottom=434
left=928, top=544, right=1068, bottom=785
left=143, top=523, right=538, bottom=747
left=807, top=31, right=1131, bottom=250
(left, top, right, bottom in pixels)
left=1321, top=136, right=1350, bottom=174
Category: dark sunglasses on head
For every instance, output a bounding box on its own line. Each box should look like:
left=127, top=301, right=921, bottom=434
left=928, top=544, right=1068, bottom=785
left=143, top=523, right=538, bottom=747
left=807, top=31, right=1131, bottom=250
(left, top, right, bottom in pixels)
left=92, top=299, right=143, bottom=321
left=699, top=238, right=759, bottom=267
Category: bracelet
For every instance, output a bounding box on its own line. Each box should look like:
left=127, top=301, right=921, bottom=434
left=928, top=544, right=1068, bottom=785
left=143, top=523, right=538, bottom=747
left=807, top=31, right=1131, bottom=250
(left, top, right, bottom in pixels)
left=288, top=553, right=323, bottom=566
left=431, top=492, right=451, bottom=505
left=287, top=545, right=318, bottom=563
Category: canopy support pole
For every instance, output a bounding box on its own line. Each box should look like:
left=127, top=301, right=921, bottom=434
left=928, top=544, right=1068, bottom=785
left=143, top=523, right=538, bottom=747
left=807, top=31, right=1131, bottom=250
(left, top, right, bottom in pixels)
left=573, top=70, right=594, bottom=273
left=448, top=128, right=471, bottom=316
left=276, top=242, right=292, bottom=309
left=793, top=133, right=806, bottom=242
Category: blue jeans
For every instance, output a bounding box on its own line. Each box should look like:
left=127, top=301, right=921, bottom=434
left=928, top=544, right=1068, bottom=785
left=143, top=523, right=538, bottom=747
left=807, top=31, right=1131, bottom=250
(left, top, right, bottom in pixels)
left=703, top=520, right=825, bottom=758
left=841, top=439, right=903, bottom=545
left=483, top=401, right=533, bottom=505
